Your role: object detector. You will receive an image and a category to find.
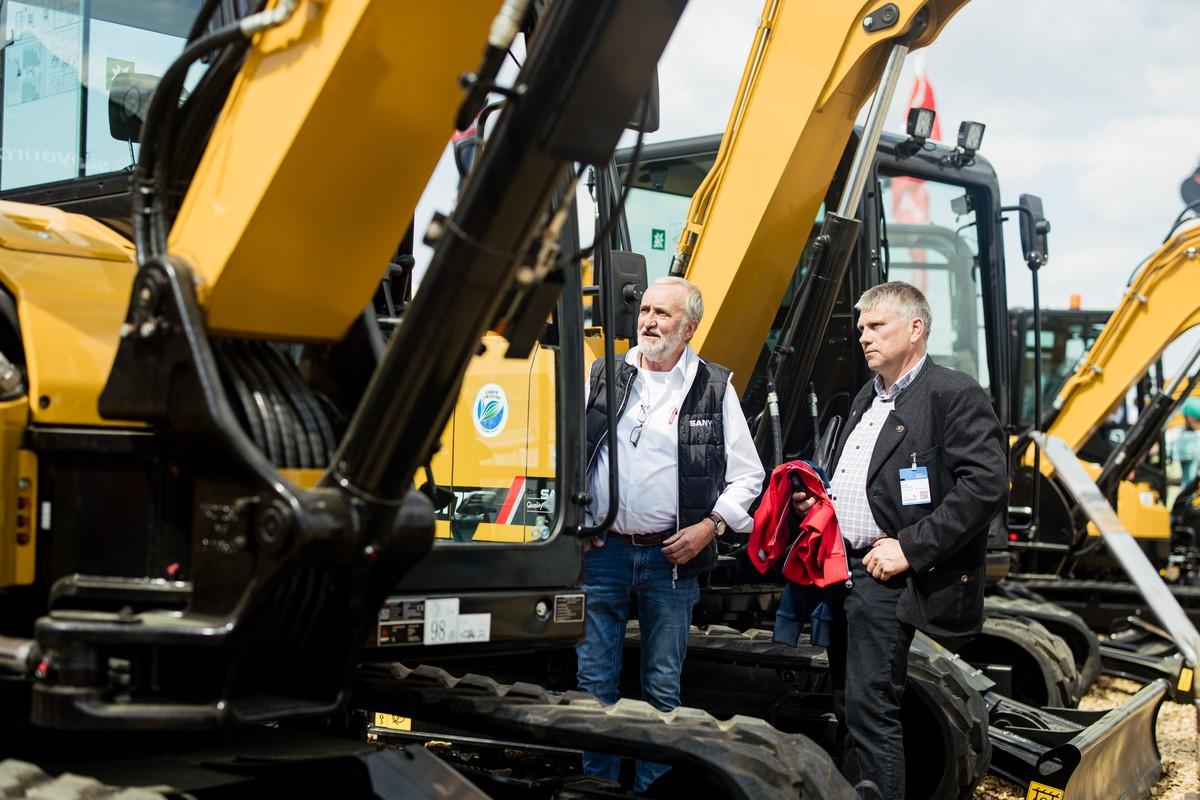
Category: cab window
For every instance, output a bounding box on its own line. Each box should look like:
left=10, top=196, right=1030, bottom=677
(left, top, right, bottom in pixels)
left=621, top=150, right=717, bottom=280
left=1, top=0, right=205, bottom=190
left=878, top=173, right=990, bottom=389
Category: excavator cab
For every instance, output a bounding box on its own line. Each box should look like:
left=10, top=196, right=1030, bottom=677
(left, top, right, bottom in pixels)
left=614, top=129, right=1011, bottom=480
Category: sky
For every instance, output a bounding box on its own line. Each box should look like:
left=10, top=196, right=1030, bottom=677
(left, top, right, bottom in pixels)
left=413, top=0, right=1200, bottom=365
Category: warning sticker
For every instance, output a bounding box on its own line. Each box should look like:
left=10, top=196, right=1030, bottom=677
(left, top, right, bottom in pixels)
left=373, top=712, right=411, bottom=731
left=1026, top=783, right=1064, bottom=800
left=377, top=598, right=426, bottom=645
left=376, top=596, right=492, bottom=646
left=554, top=593, right=585, bottom=623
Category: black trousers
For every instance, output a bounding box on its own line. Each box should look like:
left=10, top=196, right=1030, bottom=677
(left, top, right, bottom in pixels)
left=829, top=552, right=915, bottom=800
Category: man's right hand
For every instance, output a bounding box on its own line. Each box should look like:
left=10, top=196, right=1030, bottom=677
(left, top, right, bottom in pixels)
left=792, top=490, right=816, bottom=516
left=582, top=535, right=606, bottom=553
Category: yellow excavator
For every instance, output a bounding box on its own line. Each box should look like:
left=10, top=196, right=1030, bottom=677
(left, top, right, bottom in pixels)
left=415, top=2, right=1173, bottom=798
left=0, top=0, right=1166, bottom=796
left=0, top=2, right=865, bottom=798
left=1000, top=220, right=1200, bottom=706
left=1007, top=304, right=1184, bottom=583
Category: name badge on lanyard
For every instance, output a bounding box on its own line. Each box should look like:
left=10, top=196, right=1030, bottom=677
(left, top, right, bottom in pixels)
left=899, top=451, right=931, bottom=506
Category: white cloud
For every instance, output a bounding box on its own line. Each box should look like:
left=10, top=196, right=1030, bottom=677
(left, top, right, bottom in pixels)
left=889, top=0, right=1200, bottom=315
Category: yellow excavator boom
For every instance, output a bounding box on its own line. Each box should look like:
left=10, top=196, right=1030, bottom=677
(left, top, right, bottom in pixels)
left=1048, top=222, right=1200, bottom=452
left=676, top=0, right=970, bottom=389
left=168, top=0, right=497, bottom=341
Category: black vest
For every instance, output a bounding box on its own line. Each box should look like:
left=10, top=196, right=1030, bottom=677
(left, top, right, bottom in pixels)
left=585, top=354, right=730, bottom=577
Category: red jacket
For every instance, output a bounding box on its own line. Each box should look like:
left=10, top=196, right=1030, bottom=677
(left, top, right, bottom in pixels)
left=749, top=461, right=850, bottom=588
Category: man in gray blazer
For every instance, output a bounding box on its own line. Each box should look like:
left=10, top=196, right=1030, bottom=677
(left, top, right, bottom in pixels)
left=794, top=281, right=1006, bottom=798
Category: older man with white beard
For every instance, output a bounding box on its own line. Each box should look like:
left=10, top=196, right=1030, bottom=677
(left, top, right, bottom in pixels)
left=577, top=276, right=764, bottom=791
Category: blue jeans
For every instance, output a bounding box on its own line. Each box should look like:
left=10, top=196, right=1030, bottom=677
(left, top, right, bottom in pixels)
left=576, top=536, right=700, bottom=792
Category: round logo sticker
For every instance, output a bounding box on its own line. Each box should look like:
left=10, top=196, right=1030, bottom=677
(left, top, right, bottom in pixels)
left=472, top=383, right=508, bottom=438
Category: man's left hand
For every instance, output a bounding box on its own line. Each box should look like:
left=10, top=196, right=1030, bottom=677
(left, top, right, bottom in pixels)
left=862, top=538, right=910, bottom=581
left=661, top=521, right=716, bottom=565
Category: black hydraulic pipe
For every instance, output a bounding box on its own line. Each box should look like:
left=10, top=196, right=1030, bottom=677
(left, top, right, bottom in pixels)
left=133, top=23, right=246, bottom=263
left=766, top=376, right=783, bottom=469
left=556, top=188, right=589, bottom=537
left=605, top=156, right=633, bottom=251
left=581, top=163, right=622, bottom=537
left=322, top=0, right=685, bottom=516
left=1030, top=265, right=1043, bottom=541
left=753, top=213, right=861, bottom=465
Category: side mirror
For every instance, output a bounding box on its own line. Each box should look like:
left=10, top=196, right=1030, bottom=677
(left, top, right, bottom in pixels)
left=1018, top=193, right=1050, bottom=269
left=108, top=73, right=161, bottom=144
left=1180, top=163, right=1200, bottom=208
left=602, top=251, right=647, bottom=341
left=627, top=72, right=660, bottom=133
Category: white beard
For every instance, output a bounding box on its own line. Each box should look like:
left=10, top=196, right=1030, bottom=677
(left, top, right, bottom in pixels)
left=638, top=326, right=684, bottom=360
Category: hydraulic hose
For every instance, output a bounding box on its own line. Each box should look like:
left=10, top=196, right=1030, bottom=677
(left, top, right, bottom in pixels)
left=581, top=164, right=622, bottom=538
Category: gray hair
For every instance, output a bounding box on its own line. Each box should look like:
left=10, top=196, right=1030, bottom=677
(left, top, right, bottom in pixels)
left=651, top=276, right=704, bottom=323
left=854, top=281, right=931, bottom=340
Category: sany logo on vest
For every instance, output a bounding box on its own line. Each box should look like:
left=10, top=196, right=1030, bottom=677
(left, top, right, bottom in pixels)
left=472, top=383, right=508, bottom=438
left=689, top=418, right=713, bottom=427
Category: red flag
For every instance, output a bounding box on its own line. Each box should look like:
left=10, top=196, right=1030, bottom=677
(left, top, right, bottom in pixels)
left=891, top=63, right=938, bottom=283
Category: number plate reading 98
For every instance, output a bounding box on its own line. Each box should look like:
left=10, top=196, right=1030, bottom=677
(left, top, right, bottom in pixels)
left=422, top=597, right=491, bottom=645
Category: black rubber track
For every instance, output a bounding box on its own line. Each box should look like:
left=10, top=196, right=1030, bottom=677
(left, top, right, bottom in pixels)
left=984, top=595, right=1102, bottom=694
left=906, top=636, right=993, bottom=800
left=954, top=615, right=1080, bottom=707
left=357, top=662, right=858, bottom=800
left=625, top=624, right=990, bottom=800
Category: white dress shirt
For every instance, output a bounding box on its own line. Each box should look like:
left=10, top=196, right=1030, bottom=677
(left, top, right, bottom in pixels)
left=830, top=356, right=927, bottom=549
left=588, top=345, right=765, bottom=534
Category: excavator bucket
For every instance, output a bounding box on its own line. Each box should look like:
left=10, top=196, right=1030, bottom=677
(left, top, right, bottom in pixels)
left=986, top=678, right=1166, bottom=800
left=908, top=636, right=1166, bottom=800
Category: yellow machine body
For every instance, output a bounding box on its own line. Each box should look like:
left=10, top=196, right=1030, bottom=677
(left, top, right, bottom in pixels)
left=0, top=201, right=136, bottom=428
left=430, top=336, right=558, bottom=543
left=0, top=408, right=37, bottom=587
left=1073, top=460, right=1171, bottom=541
left=430, top=330, right=634, bottom=542
left=168, top=0, right=497, bottom=341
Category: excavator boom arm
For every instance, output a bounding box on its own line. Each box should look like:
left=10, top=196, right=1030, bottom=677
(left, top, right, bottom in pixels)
left=676, top=0, right=971, bottom=389
left=1047, top=224, right=1200, bottom=452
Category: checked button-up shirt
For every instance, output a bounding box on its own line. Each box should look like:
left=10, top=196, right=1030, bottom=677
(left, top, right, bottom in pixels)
left=829, top=356, right=926, bottom=550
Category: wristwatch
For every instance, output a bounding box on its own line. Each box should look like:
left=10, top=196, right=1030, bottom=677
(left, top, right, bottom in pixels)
left=707, top=512, right=727, bottom=537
